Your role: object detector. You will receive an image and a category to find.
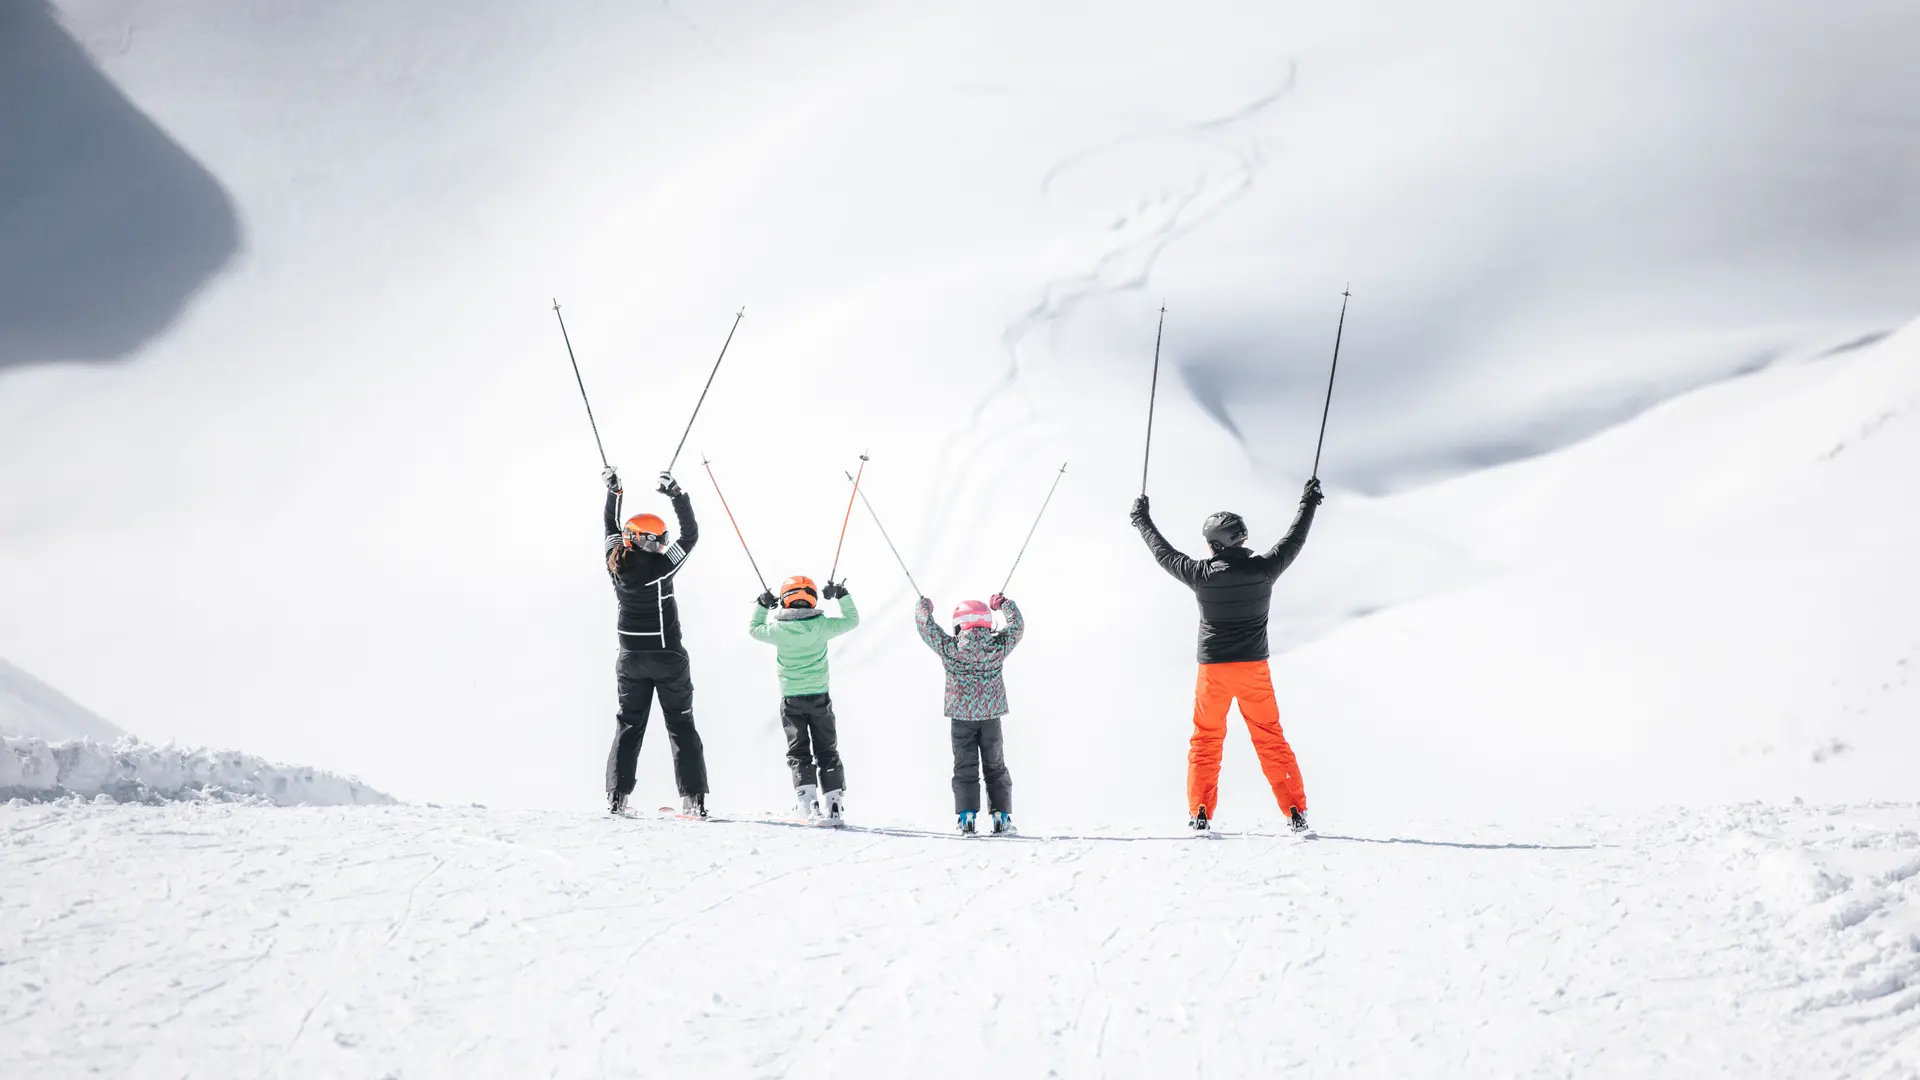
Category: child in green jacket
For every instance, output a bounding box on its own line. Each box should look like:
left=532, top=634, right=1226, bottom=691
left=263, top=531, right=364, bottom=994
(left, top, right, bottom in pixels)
left=749, top=574, right=861, bottom=823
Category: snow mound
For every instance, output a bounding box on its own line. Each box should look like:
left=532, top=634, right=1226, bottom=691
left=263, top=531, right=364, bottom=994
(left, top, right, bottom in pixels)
left=0, top=657, right=126, bottom=743
left=0, top=735, right=393, bottom=806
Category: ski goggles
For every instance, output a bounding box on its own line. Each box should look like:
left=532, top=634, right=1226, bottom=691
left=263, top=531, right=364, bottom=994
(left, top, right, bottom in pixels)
left=624, top=531, right=667, bottom=553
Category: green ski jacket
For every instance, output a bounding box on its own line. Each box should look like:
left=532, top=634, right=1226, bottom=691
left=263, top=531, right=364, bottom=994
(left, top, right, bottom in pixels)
left=747, top=594, right=861, bottom=697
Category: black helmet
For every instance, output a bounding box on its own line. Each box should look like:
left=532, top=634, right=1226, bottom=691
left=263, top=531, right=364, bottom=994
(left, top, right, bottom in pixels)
left=1201, top=511, right=1248, bottom=549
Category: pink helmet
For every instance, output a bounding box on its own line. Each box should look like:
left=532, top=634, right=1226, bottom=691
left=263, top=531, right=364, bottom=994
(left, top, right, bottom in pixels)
left=953, top=600, right=993, bottom=632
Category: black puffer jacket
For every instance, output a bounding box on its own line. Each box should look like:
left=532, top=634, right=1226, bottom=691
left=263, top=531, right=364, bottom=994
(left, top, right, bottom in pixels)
left=1133, top=496, right=1316, bottom=664
left=605, top=488, right=698, bottom=651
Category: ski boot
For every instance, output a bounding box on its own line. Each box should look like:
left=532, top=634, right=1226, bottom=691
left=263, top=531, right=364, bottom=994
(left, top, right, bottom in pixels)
left=1188, top=805, right=1210, bottom=832
left=957, top=810, right=978, bottom=835
left=795, top=784, right=821, bottom=821
left=991, top=811, right=1017, bottom=836
left=608, top=790, right=628, bottom=816
left=681, top=794, right=709, bottom=820
left=1289, top=807, right=1311, bottom=835
left=823, top=789, right=846, bottom=827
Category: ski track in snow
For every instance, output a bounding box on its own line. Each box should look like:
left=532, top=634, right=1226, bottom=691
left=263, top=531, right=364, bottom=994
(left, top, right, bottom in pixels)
left=4, top=802, right=1918, bottom=1078
left=888, top=71, right=1295, bottom=616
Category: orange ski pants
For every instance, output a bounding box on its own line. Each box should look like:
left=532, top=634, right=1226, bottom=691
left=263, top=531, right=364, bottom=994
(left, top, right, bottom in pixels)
left=1189, top=660, right=1306, bottom=817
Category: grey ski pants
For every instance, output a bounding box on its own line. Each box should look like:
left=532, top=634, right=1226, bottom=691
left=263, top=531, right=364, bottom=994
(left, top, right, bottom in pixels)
left=951, top=717, right=1011, bottom=814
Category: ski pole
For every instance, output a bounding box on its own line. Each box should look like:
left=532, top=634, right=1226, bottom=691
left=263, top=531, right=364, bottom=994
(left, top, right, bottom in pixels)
left=551, top=300, right=608, bottom=468
left=666, top=308, right=746, bottom=477
left=1140, top=304, right=1166, bottom=495
left=827, top=452, right=868, bottom=584
left=701, top=455, right=770, bottom=595
left=1000, top=462, right=1067, bottom=595
left=1310, top=287, right=1351, bottom=481
left=845, top=471, right=922, bottom=597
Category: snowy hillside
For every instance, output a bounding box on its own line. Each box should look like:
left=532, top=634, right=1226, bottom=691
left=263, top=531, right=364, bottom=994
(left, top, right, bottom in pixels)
left=1272, top=319, right=1920, bottom=822
left=4, top=802, right=1916, bottom=1077
left=0, top=657, right=125, bottom=743
left=1, top=1, right=1917, bottom=819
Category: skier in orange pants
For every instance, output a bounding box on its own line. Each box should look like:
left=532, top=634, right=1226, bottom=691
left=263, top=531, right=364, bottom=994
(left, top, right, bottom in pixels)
left=1189, top=661, right=1306, bottom=822
left=1132, top=479, right=1322, bottom=832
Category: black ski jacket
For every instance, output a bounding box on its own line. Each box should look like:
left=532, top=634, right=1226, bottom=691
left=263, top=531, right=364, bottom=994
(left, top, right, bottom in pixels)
left=1133, top=497, right=1316, bottom=664
left=604, top=488, right=698, bottom=651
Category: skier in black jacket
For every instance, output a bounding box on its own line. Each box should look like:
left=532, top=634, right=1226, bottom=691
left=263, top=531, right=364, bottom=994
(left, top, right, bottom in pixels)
left=602, top=466, right=708, bottom=817
left=1132, top=478, right=1323, bottom=832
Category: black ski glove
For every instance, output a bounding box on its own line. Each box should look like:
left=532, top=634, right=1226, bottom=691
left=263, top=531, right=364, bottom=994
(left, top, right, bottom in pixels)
left=1129, top=494, right=1151, bottom=525
left=822, top=580, right=848, bottom=600
left=1302, top=477, right=1324, bottom=507
left=756, top=590, right=777, bottom=609
left=657, top=472, right=684, bottom=498
left=602, top=466, right=622, bottom=494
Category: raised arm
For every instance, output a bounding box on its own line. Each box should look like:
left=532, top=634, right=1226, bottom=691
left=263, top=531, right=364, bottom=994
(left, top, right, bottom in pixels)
left=994, top=597, right=1025, bottom=653
left=819, top=590, right=861, bottom=640
left=748, top=601, right=777, bottom=644
left=602, top=468, right=624, bottom=558
left=915, top=597, right=956, bottom=659
left=1130, top=496, right=1203, bottom=586
left=1259, top=480, right=1323, bottom=581
left=660, top=473, right=697, bottom=556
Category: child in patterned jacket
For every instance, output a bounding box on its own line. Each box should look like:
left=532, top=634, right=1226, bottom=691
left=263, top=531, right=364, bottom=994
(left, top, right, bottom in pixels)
left=914, top=593, right=1025, bottom=835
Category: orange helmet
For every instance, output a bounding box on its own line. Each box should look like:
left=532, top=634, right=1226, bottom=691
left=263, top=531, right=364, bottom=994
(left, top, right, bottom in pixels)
left=622, top=513, right=669, bottom=551
left=778, top=575, right=819, bottom=609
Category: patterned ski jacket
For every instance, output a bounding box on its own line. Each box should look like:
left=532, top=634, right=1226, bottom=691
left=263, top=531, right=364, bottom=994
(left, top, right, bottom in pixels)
left=605, top=488, right=697, bottom=651
left=914, top=598, right=1025, bottom=721
left=748, top=594, right=861, bottom=697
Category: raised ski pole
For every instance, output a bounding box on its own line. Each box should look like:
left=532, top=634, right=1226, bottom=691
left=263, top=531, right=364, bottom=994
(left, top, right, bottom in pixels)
left=551, top=299, right=608, bottom=468
left=845, top=471, right=922, bottom=597
left=827, top=452, right=868, bottom=585
left=1140, top=304, right=1166, bottom=495
left=1000, top=462, right=1067, bottom=595
left=1311, top=287, right=1351, bottom=481
left=666, top=308, right=746, bottom=476
left=701, top=455, right=770, bottom=595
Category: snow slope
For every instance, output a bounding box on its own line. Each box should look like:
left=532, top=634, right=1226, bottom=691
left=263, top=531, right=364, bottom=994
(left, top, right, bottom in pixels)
left=0, top=658, right=125, bottom=743
left=1266, top=317, right=1920, bottom=823
left=2, top=1, right=1918, bottom=818
left=0, top=735, right=392, bottom=805
left=4, top=802, right=1917, bottom=1078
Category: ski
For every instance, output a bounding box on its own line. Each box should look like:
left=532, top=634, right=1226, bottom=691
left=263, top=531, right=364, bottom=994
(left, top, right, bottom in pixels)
left=732, top=814, right=1039, bottom=841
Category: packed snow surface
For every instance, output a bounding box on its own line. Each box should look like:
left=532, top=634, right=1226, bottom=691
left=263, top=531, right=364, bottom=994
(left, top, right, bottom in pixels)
left=0, top=736, right=392, bottom=806
left=4, top=802, right=1917, bottom=1078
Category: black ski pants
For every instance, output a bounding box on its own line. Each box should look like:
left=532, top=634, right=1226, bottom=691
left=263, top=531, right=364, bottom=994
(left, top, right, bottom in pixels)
left=607, top=648, right=707, bottom=798
left=780, top=692, right=844, bottom=792
left=951, top=717, right=1011, bottom=814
